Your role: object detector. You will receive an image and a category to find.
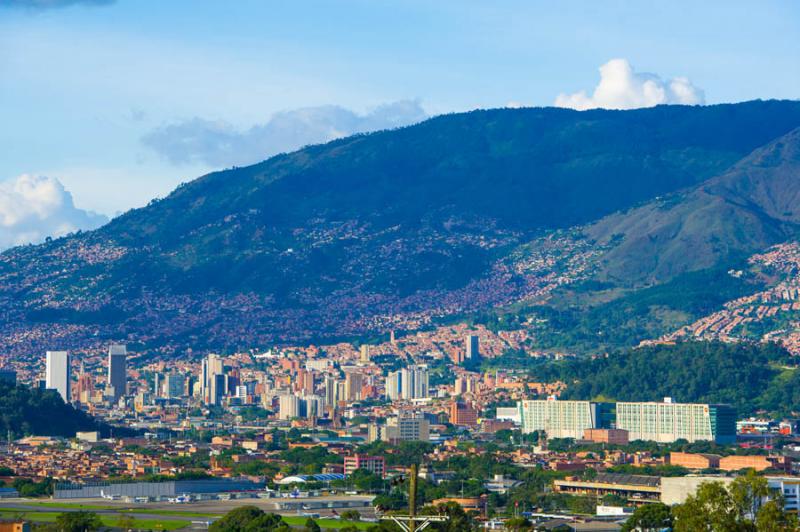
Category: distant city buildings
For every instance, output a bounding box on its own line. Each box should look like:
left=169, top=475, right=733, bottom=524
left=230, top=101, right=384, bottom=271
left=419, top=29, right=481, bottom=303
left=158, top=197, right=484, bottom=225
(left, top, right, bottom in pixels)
left=386, top=413, right=430, bottom=443
left=344, top=454, right=385, bottom=478
left=616, top=399, right=736, bottom=444
left=164, top=373, right=185, bottom=398
left=450, top=401, right=478, bottom=427
left=45, top=351, right=71, bottom=403
left=518, top=399, right=614, bottom=439
left=386, top=365, right=429, bottom=401
left=278, top=393, right=325, bottom=420
left=466, top=335, right=480, bottom=360
left=514, top=398, right=737, bottom=444
left=106, top=344, right=127, bottom=402
left=202, top=354, right=225, bottom=405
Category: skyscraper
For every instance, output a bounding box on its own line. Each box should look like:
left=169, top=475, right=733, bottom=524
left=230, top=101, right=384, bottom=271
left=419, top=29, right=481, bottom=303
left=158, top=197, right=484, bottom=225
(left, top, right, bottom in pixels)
left=107, top=344, right=127, bottom=401
left=400, top=365, right=429, bottom=400
left=465, top=335, right=480, bottom=360
left=165, top=373, right=185, bottom=398
left=202, top=354, right=224, bottom=405
left=45, top=351, right=71, bottom=403
left=386, top=371, right=401, bottom=401
left=344, top=371, right=363, bottom=401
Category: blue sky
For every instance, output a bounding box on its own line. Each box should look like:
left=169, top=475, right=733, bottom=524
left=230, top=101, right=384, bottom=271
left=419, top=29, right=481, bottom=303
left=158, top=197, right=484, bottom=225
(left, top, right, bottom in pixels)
left=0, top=0, right=798, bottom=245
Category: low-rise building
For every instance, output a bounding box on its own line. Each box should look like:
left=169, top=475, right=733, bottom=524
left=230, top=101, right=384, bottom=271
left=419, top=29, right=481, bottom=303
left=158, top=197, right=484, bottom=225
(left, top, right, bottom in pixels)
left=344, top=454, right=385, bottom=478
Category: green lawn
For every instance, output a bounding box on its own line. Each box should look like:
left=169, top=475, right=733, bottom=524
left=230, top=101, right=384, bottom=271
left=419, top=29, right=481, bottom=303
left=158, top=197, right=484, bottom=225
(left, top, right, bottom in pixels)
left=0, top=508, right=189, bottom=530
left=281, top=516, right=371, bottom=530
left=19, top=502, right=119, bottom=511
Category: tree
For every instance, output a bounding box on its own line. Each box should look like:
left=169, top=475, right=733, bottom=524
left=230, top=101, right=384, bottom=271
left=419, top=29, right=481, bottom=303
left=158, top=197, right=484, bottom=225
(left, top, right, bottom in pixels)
left=503, top=516, right=532, bottom=531
left=621, top=503, right=672, bottom=532
left=54, top=511, right=103, bottom=532
left=672, top=474, right=798, bottom=532
left=340, top=510, right=361, bottom=521
left=755, top=499, right=800, bottom=532
left=116, top=513, right=137, bottom=531
left=209, top=506, right=285, bottom=532
left=303, top=518, right=321, bottom=532
left=672, top=481, right=740, bottom=532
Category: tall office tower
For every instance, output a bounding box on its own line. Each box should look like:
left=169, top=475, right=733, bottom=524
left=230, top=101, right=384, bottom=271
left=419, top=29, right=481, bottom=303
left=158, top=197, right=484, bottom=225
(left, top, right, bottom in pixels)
left=344, top=371, right=363, bottom=401
left=45, top=351, right=71, bottom=403
left=208, top=373, right=227, bottom=406
left=390, top=330, right=396, bottom=345
left=465, top=335, right=480, bottom=360
left=201, top=354, right=224, bottom=404
left=400, top=365, right=429, bottom=400
left=165, top=373, right=185, bottom=398
left=360, top=345, right=370, bottom=363
left=303, top=394, right=326, bottom=419
left=386, top=371, right=402, bottom=401
left=153, top=373, right=162, bottom=397
left=295, top=369, right=315, bottom=394
left=324, top=376, right=340, bottom=406
left=106, top=344, right=127, bottom=401
left=279, top=394, right=300, bottom=420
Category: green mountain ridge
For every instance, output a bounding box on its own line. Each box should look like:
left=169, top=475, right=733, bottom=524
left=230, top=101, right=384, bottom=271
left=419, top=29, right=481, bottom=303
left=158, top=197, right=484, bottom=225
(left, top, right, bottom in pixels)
left=2, top=100, right=800, bottom=355
left=587, top=127, right=800, bottom=284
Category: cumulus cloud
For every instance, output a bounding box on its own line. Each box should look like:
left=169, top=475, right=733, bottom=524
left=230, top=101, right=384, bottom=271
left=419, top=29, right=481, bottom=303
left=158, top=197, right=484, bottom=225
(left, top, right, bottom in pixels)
left=0, top=0, right=114, bottom=9
left=142, top=100, right=428, bottom=168
left=0, top=174, right=108, bottom=250
left=555, top=58, right=705, bottom=111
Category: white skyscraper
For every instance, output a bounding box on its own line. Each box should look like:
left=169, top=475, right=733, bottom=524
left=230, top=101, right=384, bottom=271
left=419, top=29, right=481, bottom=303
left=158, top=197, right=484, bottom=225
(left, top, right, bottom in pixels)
left=46, top=351, right=71, bottom=403
left=400, top=365, right=429, bottom=400
left=107, top=344, right=127, bottom=401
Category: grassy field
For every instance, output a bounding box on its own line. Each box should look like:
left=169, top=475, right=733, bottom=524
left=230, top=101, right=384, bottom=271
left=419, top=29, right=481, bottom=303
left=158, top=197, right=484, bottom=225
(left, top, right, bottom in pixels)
left=0, top=504, right=373, bottom=530
left=281, top=516, right=372, bottom=530
left=0, top=508, right=189, bottom=530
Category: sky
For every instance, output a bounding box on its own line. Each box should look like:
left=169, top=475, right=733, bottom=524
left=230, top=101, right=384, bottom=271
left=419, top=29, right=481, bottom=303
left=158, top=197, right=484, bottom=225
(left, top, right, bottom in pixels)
left=0, top=0, right=798, bottom=248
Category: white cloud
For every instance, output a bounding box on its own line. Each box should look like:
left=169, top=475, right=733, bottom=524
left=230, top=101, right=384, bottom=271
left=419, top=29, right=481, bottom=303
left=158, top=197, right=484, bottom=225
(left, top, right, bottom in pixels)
left=0, top=174, right=108, bottom=250
left=142, top=100, right=429, bottom=168
left=555, top=59, right=705, bottom=111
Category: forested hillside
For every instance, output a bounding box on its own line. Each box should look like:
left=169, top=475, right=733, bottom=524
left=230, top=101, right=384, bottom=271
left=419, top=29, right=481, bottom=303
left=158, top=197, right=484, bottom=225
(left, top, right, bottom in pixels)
left=531, top=341, right=800, bottom=416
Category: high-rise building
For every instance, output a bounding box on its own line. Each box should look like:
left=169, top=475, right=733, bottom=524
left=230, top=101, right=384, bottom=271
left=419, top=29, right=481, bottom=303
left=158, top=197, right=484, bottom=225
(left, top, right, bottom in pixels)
left=386, top=365, right=429, bottom=401
left=278, top=393, right=324, bottom=420
left=615, top=399, right=736, bottom=444
left=295, top=369, right=315, bottom=394
left=360, top=345, right=371, bottom=363
left=465, top=335, right=480, bottom=360
left=518, top=399, right=614, bottom=439
left=208, top=373, right=227, bottom=406
left=153, top=372, right=162, bottom=397
left=386, top=371, right=401, bottom=401
left=45, top=351, right=71, bottom=403
left=324, top=376, right=340, bottom=406
left=165, top=373, right=185, bottom=398
left=450, top=401, right=479, bottom=426
left=202, top=354, right=224, bottom=405
left=106, top=344, right=127, bottom=401
left=400, top=365, right=429, bottom=400
left=344, top=371, right=363, bottom=401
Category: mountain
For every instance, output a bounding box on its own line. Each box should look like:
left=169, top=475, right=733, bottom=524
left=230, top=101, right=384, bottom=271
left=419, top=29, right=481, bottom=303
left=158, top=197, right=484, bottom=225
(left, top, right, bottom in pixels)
left=2, top=100, right=800, bottom=356
left=587, top=127, right=800, bottom=284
